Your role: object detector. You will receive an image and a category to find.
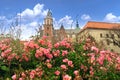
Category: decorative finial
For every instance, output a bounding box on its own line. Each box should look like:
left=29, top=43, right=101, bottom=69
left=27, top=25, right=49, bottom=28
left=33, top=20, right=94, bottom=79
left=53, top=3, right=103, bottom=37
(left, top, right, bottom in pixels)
left=47, top=9, right=52, bottom=18
left=76, top=19, right=79, bottom=28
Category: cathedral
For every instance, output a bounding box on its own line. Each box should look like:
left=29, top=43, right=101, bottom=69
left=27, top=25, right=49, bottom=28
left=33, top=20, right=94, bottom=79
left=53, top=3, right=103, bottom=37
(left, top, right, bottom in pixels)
left=40, top=10, right=80, bottom=43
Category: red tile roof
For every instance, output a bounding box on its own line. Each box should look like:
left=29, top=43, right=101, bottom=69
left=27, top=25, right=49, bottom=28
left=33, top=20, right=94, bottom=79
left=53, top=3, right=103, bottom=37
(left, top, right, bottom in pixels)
left=84, top=21, right=120, bottom=29
left=20, top=41, right=27, bottom=44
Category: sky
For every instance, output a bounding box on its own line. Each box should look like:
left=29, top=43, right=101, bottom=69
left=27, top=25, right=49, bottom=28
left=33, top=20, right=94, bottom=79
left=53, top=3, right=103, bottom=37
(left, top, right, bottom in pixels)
left=0, top=0, right=120, bottom=40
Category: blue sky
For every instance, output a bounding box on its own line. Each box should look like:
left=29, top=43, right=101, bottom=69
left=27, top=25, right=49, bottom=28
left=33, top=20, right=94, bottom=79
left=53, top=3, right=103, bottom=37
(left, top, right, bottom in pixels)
left=0, top=0, right=120, bottom=40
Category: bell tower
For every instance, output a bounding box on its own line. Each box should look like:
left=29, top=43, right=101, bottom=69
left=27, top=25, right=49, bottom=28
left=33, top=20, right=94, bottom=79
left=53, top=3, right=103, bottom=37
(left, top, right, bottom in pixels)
left=43, top=9, right=54, bottom=41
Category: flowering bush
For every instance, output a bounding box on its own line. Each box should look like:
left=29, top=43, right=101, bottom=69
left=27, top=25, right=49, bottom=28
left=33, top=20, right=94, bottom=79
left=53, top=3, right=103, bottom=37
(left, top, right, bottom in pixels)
left=0, top=37, right=120, bottom=80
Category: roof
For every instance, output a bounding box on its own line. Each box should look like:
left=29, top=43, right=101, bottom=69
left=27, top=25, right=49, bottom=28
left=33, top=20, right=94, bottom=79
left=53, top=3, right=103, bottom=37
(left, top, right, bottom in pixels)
left=20, top=41, right=27, bottom=44
left=84, top=21, right=120, bottom=29
left=60, top=24, right=64, bottom=30
left=65, top=29, right=80, bottom=34
left=46, top=9, right=52, bottom=18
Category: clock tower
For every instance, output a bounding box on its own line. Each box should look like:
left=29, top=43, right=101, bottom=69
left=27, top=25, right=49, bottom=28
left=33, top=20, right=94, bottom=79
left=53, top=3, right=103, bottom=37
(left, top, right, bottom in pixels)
left=43, top=9, right=54, bottom=41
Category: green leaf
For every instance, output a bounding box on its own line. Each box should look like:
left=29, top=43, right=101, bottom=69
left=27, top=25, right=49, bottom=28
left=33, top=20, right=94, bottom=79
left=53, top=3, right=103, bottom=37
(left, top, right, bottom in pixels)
left=1, top=66, right=9, bottom=72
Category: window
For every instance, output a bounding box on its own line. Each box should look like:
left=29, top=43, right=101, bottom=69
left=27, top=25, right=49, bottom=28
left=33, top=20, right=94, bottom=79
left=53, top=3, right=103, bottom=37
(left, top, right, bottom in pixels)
left=100, top=33, right=102, bottom=38
left=111, top=49, right=114, bottom=52
left=113, top=41, right=116, bottom=46
left=46, top=33, right=49, bottom=36
left=118, top=35, right=120, bottom=38
left=111, top=34, right=114, bottom=38
left=106, top=34, right=109, bottom=38
left=47, top=27, right=49, bottom=30
left=119, top=41, right=120, bottom=45
left=106, top=39, right=110, bottom=45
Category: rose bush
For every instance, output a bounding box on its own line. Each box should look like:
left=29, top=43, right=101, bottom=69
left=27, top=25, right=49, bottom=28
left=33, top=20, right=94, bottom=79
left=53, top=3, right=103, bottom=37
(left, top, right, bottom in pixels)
left=0, top=37, right=120, bottom=80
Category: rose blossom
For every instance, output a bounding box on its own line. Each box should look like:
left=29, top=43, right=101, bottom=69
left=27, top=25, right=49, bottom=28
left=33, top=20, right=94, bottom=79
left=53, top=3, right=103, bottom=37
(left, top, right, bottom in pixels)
left=62, top=50, right=68, bottom=56
left=52, top=50, right=60, bottom=57
left=61, top=65, right=67, bottom=70
left=21, top=72, right=26, bottom=78
left=12, top=74, right=17, bottom=80
left=30, top=70, right=36, bottom=79
left=54, top=70, right=60, bottom=76
left=74, top=70, right=79, bottom=76
left=47, top=63, right=52, bottom=68
left=63, top=58, right=69, bottom=63
left=54, top=42, right=60, bottom=48
left=63, top=74, right=72, bottom=80
left=91, top=46, right=99, bottom=53
left=19, top=78, right=23, bottom=80
left=91, top=55, right=95, bottom=63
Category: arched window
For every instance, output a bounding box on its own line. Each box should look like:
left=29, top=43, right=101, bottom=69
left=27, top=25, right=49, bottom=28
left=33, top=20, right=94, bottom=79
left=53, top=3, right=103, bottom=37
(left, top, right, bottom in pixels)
left=106, top=34, right=109, bottom=38
left=100, top=33, right=102, bottom=38
left=47, top=27, right=49, bottom=30
left=46, top=33, right=49, bottom=36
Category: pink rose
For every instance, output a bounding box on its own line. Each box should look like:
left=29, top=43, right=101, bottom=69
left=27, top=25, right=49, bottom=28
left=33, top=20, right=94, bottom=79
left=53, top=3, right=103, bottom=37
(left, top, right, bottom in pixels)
left=91, top=46, right=99, bottom=53
left=46, top=53, right=53, bottom=59
left=54, top=42, right=60, bottom=48
left=21, top=72, right=26, bottom=78
left=12, top=74, right=17, bottom=80
left=68, top=61, right=73, bottom=67
left=63, top=58, right=68, bottom=63
left=61, top=65, right=67, bottom=70
left=91, top=55, right=95, bottom=63
left=19, top=78, right=23, bottom=80
left=63, top=74, right=72, bottom=80
left=47, top=63, right=52, bottom=68
left=62, top=50, right=68, bottom=56
left=38, top=39, right=45, bottom=45
left=30, top=70, right=36, bottom=79
left=46, top=59, right=50, bottom=63
left=74, top=70, right=79, bottom=76
left=54, top=70, right=60, bottom=76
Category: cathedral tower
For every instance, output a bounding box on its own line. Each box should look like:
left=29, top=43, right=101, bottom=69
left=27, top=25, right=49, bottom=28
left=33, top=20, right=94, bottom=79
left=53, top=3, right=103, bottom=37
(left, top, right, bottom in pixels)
left=43, top=9, right=54, bottom=41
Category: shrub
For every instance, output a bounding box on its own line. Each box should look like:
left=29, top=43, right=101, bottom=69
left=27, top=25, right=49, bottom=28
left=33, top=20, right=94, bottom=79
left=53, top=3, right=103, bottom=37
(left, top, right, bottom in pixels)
left=0, top=37, right=120, bottom=80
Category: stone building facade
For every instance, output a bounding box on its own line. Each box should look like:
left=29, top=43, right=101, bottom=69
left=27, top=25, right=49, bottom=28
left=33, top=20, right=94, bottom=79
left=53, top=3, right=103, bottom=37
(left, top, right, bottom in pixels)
left=77, top=21, right=120, bottom=53
left=41, top=10, right=80, bottom=43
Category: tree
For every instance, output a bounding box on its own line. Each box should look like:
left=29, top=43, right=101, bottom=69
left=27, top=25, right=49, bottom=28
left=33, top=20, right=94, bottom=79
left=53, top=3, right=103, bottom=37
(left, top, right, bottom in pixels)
left=107, top=26, right=120, bottom=48
left=31, top=24, right=43, bottom=40
left=9, top=17, right=22, bottom=40
left=0, top=21, right=6, bottom=40
left=0, top=21, right=6, bottom=34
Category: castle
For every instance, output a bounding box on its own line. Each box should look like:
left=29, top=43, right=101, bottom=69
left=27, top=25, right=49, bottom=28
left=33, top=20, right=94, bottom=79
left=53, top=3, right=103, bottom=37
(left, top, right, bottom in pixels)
left=40, top=10, right=80, bottom=42
left=78, top=21, right=120, bottom=53
left=37, top=10, right=120, bottom=53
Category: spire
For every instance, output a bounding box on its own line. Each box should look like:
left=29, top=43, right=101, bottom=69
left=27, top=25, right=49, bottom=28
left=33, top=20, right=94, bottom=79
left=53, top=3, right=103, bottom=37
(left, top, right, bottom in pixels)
left=46, top=9, right=52, bottom=18
left=60, top=24, right=64, bottom=29
left=76, top=19, right=79, bottom=29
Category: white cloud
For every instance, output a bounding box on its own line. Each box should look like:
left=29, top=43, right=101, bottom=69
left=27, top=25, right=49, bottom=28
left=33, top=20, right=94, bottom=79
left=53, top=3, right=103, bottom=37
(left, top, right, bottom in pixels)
left=29, top=21, right=38, bottom=27
left=0, top=16, right=6, bottom=20
left=20, top=23, right=37, bottom=40
left=15, top=3, right=48, bottom=40
left=81, top=14, right=91, bottom=20
left=104, top=13, right=120, bottom=22
left=0, top=3, right=47, bottom=40
left=1, top=3, right=76, bottom=40
left=17, top=3, right=48, bottom=22
left=55, top=15, right=73, bottom=29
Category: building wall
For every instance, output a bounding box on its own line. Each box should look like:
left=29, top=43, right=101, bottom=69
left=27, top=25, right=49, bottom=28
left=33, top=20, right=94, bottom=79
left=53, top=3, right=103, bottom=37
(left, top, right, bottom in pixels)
left=43, top=24, right=53, bottom=41
left=78, top=28, right=120, bottom=53
left=42, top=10, right=80, bottom=43
left=77, top=29, right=89, bottom=41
